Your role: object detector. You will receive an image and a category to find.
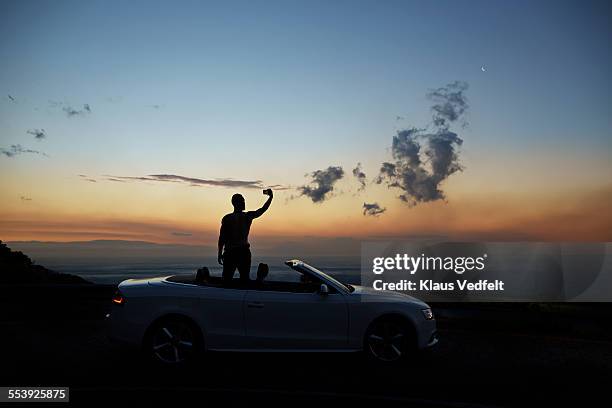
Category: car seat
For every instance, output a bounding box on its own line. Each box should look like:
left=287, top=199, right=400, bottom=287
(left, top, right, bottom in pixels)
left=196, top=266, right=210, bottom=284
left=256, top=263, right=269, bottom=283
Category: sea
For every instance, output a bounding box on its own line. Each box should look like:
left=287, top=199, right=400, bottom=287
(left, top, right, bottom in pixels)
left=41, top=256, right=362, bottom=285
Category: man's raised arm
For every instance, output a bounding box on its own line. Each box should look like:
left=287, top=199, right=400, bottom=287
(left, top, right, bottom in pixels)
left=251, top=189, right=273, bottom=218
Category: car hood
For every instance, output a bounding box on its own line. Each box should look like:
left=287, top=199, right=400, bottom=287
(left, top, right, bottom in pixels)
left=350, top=285, right=429, bottom=307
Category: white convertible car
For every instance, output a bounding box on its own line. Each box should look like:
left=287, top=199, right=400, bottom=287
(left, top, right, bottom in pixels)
left=108, top=260, right=437, bottom=364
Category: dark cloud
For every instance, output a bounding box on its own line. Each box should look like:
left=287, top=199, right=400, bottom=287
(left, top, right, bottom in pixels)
left=363, top=202, right=386, bottom=216
left=1, top=144, right=48, bottom=158
left=376, top=128, right=464, bottom=205
left=352, top=163, right=367, bottom=190
left=63, top=104, right=91, bottom=117
left=77, top=174, right=98, bottom=183
left=148, top=174, right=265, bottom=188
left=377, top=82, right=468, bottom=206
left=27, top=128, right=46, bottom=140
left=427, top=81, right=469, bottom=129
left=298, top=166, right=344, bottom=203
left=171, top=231, right=193, bottom=237
left=265, top=184, right=293, bottom=191
left=95, top=174, right=286, bottom=190
left=103, top=175, right=157, bottom=182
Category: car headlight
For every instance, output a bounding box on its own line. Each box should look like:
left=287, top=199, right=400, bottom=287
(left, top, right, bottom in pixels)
left=421, top=308, right=434, bottom=320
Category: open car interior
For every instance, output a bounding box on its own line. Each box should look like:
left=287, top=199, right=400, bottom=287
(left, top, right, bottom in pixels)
left=166, top=263, right=334, bottom=294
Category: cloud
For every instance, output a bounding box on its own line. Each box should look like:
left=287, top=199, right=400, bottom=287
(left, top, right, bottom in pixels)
left=78, top=174, right=98, bottom=183
left=376, top=82, right=468, bottom=206
left=1, top=144, right=48, bottom=158
left=352, top=163, right=367, bottom=190
left=115, top=174, right=266, bottom=188
left=90, top=173, right=288, bottom=190
left=63, top=104, right=91, bottom=117
left=265, top=184, right=294, bottom=191
left=171, top=231, right=193, bottom=237
left=377, top=128, right=464, bottom=205
left=362, top=202, right=386, bottom=216
left=147, top=174, right=265, bottom=188
left=298, top=166, right=344, bottom=203
left=427, top=81, right=469, bottom=129
left=27, top=128, right=46, bottom=140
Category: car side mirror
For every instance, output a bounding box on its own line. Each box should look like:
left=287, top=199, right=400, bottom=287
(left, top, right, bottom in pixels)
left=319, top=283, right=329, bottom=295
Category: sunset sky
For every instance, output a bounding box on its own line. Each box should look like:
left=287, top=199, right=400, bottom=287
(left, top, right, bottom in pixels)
left=1, top=0, right=611, bottom=248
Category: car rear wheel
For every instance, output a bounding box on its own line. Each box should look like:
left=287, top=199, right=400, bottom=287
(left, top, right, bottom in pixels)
left=146, top=317, right=202, bottom=365
left=364, top=317, right=414, bottom=364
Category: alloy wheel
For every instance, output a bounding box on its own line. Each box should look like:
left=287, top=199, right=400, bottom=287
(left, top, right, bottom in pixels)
left=367, top=320, right=408, bottom=362
left=151, top=320, right=196, bottom=364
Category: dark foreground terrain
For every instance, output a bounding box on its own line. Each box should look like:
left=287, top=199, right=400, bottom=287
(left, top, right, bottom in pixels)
left=1, top=285, right=611, bottom=407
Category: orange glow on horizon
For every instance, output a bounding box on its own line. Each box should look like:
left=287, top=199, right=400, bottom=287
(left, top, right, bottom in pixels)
left=2, top=184, right=611, bottom=246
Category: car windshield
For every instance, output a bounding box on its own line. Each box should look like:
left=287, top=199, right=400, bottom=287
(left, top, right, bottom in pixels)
left=295, top=262, right=353, bottom=293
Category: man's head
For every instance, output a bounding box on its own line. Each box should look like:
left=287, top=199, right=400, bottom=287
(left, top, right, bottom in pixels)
left=231, top=193, right=245, bottom=212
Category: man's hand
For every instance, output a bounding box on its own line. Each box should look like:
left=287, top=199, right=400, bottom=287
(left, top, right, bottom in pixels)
left=218, top=253, right=224, bottom=265
left=252, top=189, right=273, bottom=218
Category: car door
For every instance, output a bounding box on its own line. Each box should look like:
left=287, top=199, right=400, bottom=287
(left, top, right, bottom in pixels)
left=244, top=285, right=348, bottom=350
left=196, top=284, right=249, bottom=350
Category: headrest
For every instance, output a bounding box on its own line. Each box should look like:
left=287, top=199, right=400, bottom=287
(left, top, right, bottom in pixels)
left=256, top=263, right=269, bottom=282
left=196, top=266, right=210, bottom=283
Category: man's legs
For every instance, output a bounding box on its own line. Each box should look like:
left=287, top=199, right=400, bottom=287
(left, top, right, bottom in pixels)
left=222, top=250, right=237, bottom=283
left=236, top=247, right=252, bottom=282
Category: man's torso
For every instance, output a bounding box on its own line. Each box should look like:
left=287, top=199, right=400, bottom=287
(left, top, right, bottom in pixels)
left=222, top=211, right=255, bottom=250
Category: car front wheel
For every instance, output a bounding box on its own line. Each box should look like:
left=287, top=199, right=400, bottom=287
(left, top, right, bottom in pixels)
left=364, top=317, right=414, bottom=364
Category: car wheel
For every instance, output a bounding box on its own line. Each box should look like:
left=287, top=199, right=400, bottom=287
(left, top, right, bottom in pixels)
left=364, top=317, right=414, bottom=364
left=146, top=317, right=202, bottom=365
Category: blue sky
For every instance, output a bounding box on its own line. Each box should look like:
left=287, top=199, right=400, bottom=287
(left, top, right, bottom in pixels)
left=2, top=1, right=610, bottom=155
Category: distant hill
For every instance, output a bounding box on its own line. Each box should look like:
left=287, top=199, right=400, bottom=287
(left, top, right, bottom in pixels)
left=6, top=237, right=362, bottom=261
left=0, top=240, right=90, bottom=284
left=7, top=239, right=216, bottom=261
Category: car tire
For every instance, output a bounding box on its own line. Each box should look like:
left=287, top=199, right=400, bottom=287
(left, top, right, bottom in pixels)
left=144, top=316, right=203, bottom=366
left=364, top=316, right=415, bottom=364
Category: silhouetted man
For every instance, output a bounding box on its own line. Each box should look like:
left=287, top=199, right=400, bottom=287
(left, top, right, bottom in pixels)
left=218, top=189, right=273, bottom=283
